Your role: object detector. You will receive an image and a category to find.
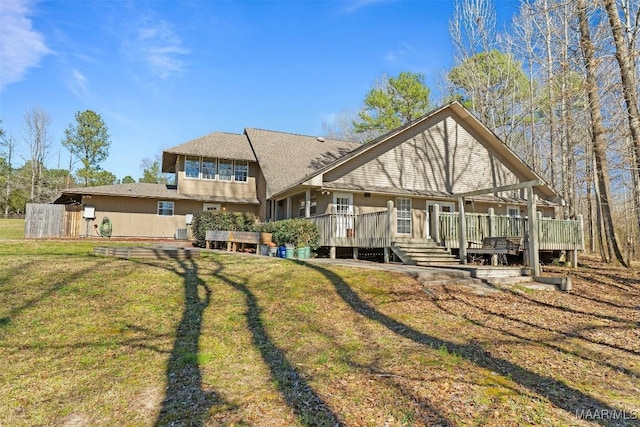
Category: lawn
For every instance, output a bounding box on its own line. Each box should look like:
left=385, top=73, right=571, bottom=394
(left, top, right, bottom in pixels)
left=0, top=218, right=26, bottom=239
left=0, top=239, right=638, bottom=426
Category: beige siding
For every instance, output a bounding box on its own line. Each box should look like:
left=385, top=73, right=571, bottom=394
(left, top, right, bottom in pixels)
left=255, top=168, right=268, bottom=220
left=325, top=112, right=520, bottom=194
left=175, top=155, right=259, bottom=199
left=86, top=196, right=258, bottom=238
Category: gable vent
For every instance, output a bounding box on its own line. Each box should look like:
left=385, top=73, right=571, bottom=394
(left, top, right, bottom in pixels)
left=316, top=137, right=325, bottom=142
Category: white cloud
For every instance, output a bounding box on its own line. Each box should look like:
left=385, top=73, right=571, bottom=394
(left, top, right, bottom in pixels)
left=134, top=20, right=189, bottom=79
left=68, top=69, right=88, bottom=98
left=0, top=0, right=51, bottom=91
left=342, top=0, right=391, bottom=13
left=384, top=42, right=415, bottom=63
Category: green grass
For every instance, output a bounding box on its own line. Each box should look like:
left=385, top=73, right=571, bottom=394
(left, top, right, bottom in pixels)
left=1, top=241, right=638, bottom=426
left=0, top=218, right=25, bottom=239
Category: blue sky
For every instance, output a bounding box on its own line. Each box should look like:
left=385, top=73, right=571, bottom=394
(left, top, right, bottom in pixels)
left=0, top=0, right=520, bottom=182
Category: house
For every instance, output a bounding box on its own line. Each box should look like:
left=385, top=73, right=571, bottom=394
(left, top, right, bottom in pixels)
left=53, top=102, right=582, bottom=265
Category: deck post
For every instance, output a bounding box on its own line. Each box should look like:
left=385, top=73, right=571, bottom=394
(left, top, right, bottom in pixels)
left=527, top=185, right=540, bottom=276
left=488, top=208, right=495, bottom=237
left=353, top=247, right=358, bottom=260
left=385, top=200, right=394, bottom=263
left=433, top=204, right=441, bottom=243
left=305, top=189, right=311, bottom=218
left=488, top=207, right=497, bottom=265
left=458, top=197, right=467, bottom=264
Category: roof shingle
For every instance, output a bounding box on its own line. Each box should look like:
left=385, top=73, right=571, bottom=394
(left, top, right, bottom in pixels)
left=245, top=128, right=359, bottom=197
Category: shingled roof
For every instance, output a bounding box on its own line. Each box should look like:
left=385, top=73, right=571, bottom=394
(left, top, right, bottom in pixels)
left=54, top=183, right=259, bottom=205
left=245, top=128, right=360, bottom=198
left=162, top=132, right=256, bottom=172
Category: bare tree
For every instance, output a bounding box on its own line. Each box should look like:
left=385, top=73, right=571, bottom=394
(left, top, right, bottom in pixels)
left=23, top=107, right=51, bottom=202
left=577, top=0, right=629, bottom=266
left=0, top=127, right=18, bottom=218
left=322, top=110, right=377, bottom=144
left=602, top=0, right=640, bottom=238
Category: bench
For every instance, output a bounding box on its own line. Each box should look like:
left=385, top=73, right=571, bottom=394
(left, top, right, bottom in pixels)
left=466, top=237, right=522, bottom=265
left=205, top=230, right=261, bottom=252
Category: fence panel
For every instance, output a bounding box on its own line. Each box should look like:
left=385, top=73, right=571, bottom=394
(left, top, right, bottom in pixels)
left=25, top=204, right=66, bottom=238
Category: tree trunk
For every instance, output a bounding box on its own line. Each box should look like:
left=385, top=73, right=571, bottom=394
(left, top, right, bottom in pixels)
left=577, top=0, right=629, bottom=267
left=602, top=0, right=640, bottom=242
left=543, top=0, right=556, bottom=188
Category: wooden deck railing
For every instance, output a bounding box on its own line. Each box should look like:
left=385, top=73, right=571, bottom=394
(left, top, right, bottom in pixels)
left=438, top=212, right=584, bottom=251
left=307, top=210, right=390, bottom=248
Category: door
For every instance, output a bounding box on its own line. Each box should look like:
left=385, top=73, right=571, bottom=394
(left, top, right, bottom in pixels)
left=425, top=201, right=454, bottom=239
left=396, top=198, right=412, bottom=236
left=333, top=193, right=353, bottom=238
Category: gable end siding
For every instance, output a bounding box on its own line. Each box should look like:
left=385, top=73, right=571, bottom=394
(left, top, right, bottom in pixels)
left=324, top=112, right=520, bottom=195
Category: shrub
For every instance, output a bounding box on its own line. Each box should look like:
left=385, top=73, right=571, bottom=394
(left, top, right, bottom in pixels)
left=265, top=218, right=320, bottom=249
left=191, top=211, right=257, bottom=247
left=192, top=213, right=319, bottom=250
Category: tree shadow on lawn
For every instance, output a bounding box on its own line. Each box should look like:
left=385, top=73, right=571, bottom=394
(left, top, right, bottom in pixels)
left=306, top=263, right=640, bottom=427
left=153, top=258, right=221, bottom=427
left=431, top=287, right=640, bottom=378
left=210, top=260, right=343, bottom=427
left=0, top=258, right=119, bottom=329
left=447, top=288, right=640, bottom=357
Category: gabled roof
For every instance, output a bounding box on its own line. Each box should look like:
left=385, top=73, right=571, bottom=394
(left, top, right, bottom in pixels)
left=53, top=183, right=259, bottom=205
left=162, top=132, right=256, bottom=172
left=274, top=101, right=561, bottom=203
left=244, top=128, right=360, bottom=198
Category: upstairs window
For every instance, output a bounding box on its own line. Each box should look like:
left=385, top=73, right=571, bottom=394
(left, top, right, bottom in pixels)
left=202, top=158, right=217, bottom=180
left=219, top=159, right=233, bottom=181
left=234, top=161, right=248, bottom=182
left=185, top=156, right=200, bottom=178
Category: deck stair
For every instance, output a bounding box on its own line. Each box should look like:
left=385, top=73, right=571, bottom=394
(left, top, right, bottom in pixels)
left=391, top=238, right=460, bottom=266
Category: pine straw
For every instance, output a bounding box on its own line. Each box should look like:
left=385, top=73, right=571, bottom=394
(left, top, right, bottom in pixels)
left=1, top=243, right=638, bottom=426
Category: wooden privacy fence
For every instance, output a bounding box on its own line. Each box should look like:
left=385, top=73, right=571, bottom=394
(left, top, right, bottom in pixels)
left=438, top=211, right=584, bottom=251
left=24, top=203, right=82, bottom=238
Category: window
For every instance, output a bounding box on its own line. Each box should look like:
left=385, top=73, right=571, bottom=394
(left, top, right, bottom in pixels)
left=219, top=159, right=233, bottom=181
left=158, top=201, right=174, bottom=216
left=310, top=195, right=317, bottom=215
left=185, top=156, right=200, bottom=178
left=397, top=198, right=412, bottom=235
left=297, top=196, right=317, bottom=217
left=202, top=158, right=217, bottom=180
left=234, top=161, right=248, bottom=182
left=507, top=206, right=520, bottom=217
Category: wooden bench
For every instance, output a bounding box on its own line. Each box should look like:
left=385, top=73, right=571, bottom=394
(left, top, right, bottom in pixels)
left=466, top=237, right=522, bottom=265
left=205, top=230, right=261, bottom=252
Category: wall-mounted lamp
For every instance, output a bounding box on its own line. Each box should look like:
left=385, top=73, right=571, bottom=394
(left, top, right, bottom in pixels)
left=321, top=190, right=331, bottom=195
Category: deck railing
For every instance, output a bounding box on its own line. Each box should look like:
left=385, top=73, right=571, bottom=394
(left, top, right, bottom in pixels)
left=438, top=212, right=584, bottom=251
left=298, top=208, right=583, bottom=253
left=307, top=210, right=390, bottom=248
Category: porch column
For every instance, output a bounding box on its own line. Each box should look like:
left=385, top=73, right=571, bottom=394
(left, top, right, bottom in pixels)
left=286, top=196, right=292, bottom=219
left=572, top=214, right=584, bottom=268
left=458, top=197, right=467, bottom=264
left=488, top=208, right=495, bottom=237
left=527, top=185, right=540, bottom=276
left=433, top=204, right=440, bottom=243
left=384, top=200, right=394, bottom=263
left=305, top=189, right=311, bottom=218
